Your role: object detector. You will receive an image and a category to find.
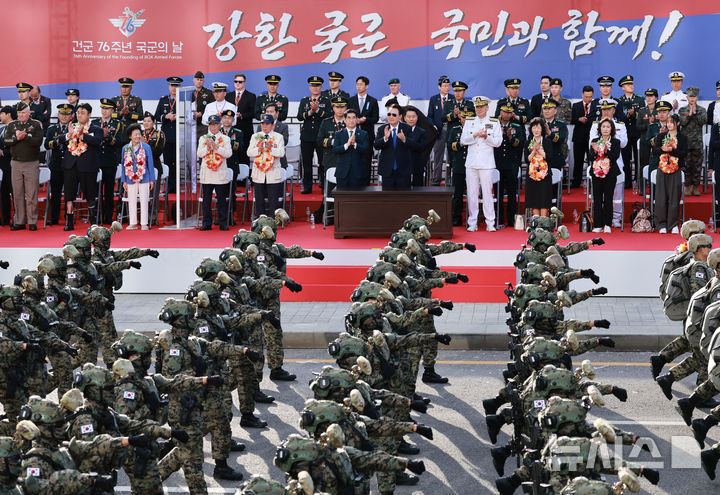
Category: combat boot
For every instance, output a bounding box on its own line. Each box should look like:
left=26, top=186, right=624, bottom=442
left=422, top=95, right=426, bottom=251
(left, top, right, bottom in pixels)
left=397, top=438, right=419, bottom=455
left=64, top=213, right=74, bottom=231
left=692, top=416, right=719, bottom=448
left=678, top=394, right=702, bottom=425
left=213, top=459, right=244, bottom=481
left=491, top=444, right=511, bottom=476
left=413, top=393, right=431, bottom=405
left=495, top=473, right=521, bottom=495
left=701, top=448, right=720, bottom=480
left=422, top=366, right=449, bottom=384
left=655, top=373, right=675, bottom=400
left=483, top=397, right=503, bottom=415
left=684, top=185, right=692, bottom=196
left=230, top=439, right=246, bottom=452
left=395, top=471, right=419, bottom=485
left=253, top=390, right=275, bottom=403
left=270, top=368, right=296, bottom=381
left=486, top=414, right=505, bottom=444
left=650, top=355, right=666, bottom=379
left=240, top=413, right=267, bottom=428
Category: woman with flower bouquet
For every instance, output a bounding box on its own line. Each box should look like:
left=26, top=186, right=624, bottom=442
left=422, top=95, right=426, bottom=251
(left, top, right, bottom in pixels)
left=120, top=124, right=155, bottom=230
left=588, top=118, right=621, bottom=232
left=247, top=113, right=285, bottom=217
left=653, top=113, right=688, bottom=234
left=197, top=114, right=232, bottom=230
left=525, top=117, right=553, bottom=216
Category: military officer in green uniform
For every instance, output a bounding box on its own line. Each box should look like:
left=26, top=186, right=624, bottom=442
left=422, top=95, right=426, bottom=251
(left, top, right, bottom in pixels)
left=220, top=109, right=243, bottom=225
left=494, top=78, right=531, bottom=125
left=111, top=77, right=143, bottom=123
left=494, top=104, right=526, bottom=228
left=637, top=88, right=659, bottom=178
left=313, top=97, right=347, bottom=222
left=646, top=100, right=672, bottom=172
left=679, top=87, right=707, bottom=196
left=447, top=109, right=473, bottom=226
left=190, top=71, right=214, bottom=141
left=617, top=75, right=646, bottom=188
left=155, top=76, right=182, bottom=194
left=322, top=71, right=350, bottom=100
left=442, top=81, right=473, bottom=132
left=542, top=99, right=569, bottom=171
left=297, top=76, right=330, bottom=194
left=43, top=104, right=74, bottom=225
left=254, top=75, right=289, bottom=122
left=92, top=98, right=125, bottom=224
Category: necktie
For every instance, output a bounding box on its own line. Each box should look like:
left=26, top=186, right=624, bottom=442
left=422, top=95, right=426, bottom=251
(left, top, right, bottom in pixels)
left=392, top=127, right=397, bottom=171
left=584, top=103, right=589, bottom=116
left=349, top=130, right=354, bottom=138
left=360, top=97, right=365, bottom=110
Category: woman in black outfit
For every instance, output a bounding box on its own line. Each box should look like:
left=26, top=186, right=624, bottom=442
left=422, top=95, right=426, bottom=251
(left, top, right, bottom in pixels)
left=525, top=117, right=554, bottom=216
left=653, top=113, right=688, bottom=234
left=588, top=118, right=621, bottom=232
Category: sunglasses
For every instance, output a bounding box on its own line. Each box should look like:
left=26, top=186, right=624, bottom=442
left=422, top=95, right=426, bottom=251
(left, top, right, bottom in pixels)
left=235, top=80, right=245, bottom=83
left=388, top=112, right=399, bottom=117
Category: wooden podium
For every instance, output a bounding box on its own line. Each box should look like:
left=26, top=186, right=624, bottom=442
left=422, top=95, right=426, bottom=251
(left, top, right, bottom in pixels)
left=333, top=186, right=453, bottom=238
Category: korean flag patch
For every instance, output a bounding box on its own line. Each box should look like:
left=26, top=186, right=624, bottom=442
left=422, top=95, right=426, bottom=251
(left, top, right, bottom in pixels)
left=697, top=272, right=705, bottom=279
left=257, top=255, right=265, bottom=262
left=20, top=313, right=30, bottom=321
left=533, top=399, right=546, bottom=409
left=68, top=273, right=77, bottom=279
left=123, top=391, right=136, bottom=400
left=169, top=349, right=180, bottom=356
left=221, top=291, right=230, bottom=299
left=46, top=296, right=55, bottom=303
left=80, top=424, right=94, bottom=434
left=526, top=328, right=535, bottom=336
left=26, top=467, right=40, bottom=477
left=198, top=326, right=209, bottom=334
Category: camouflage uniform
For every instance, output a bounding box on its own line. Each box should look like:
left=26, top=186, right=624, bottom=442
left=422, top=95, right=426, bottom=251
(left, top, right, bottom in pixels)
left=0, top=337, right=33, bottom=426
left=678, top=103, right=707, bottom=188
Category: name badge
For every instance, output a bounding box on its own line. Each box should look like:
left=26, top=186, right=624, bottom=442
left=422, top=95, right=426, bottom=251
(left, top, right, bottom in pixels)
left=257, top=255, right=265, bottom=262
left=68, top=273, right=77, bottom=279
left=169, top=349, right=180, bottom=356
left=534, top=399, right=546, bottom=409
left=26, top=467, right=40, bottom=477
left=198, top=326, right=209, bottom=334
left=123, top=391, right=136, bottom=400
left=20, top=313, right=30, bottom=320
left=46, top=296, right=55, bottom=303
left=81, top=424, right=94, bottom=434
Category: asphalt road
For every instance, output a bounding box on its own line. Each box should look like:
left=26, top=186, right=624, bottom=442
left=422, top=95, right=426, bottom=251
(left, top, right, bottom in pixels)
left=102, top=349, right=720, bottom=494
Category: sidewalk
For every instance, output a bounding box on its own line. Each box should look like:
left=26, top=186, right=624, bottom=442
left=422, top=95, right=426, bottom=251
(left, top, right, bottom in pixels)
left=114, top=295, right=678, bottom=351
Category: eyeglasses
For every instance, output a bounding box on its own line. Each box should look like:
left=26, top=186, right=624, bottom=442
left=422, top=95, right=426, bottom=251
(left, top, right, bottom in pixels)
left=388, top=113, right=399, bottom=117
left=234, top=80, right=245, bottom=83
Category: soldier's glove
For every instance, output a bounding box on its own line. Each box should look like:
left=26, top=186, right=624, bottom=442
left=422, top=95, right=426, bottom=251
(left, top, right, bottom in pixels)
left=92, top=474, right=116, bottom=493
left=591, top=238, right=605, bottom=246
left=435, top=334, right=452, bottom=345
left=440, top=300, right=454, bottom=310
left=129, top=261, right=142, bottom=269
left=444, top=275, right=458, bottom=284
left=641, top=467, right=659, bottom=485
left=410, top=398, right=427, bottom=413
left=243, top=348, right=261, bottom=362
left=171, top=429, right=190, bottom=443
left=79, top=330, right=94, bottom=343
left=598, top=337, right=615, bottom=348
left=407, top=459, right=426, bottom=475
left=128, top=434, right=150, bottom=449
left=0, top=261, right=8, bottom=269
left=428, top=306, right=443, bottom=317
left=261, top=310, right=281, bottom=328
left=25, top=343, right=42, bottom=353
left=592, top=287, right=608, bottom=296
left=580, top=269, right=596, bottom=279
left=415, top=424, right=433, bottom=440
left=426, top=258, right=437, bottom=269
left=65, top=345, right=79, bottom=357
left=147, top=249, right=160, bottom=258
left=206, top=375, right=224, bottom=387
left=457, top=273, right=469, bottom=283
left=465, top=243, right=476, bottom=253
left=106, top=300, right=115, bottom=311
left=285, top=280, right=302, bottom=293
left=612, top=386, right=628, bottom=402
left=593, top=319, right=611, bottom=329
left=311, top=251, right=325, bottom=260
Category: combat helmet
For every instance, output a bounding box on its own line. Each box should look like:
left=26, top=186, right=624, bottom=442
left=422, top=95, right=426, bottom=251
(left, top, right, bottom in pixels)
left=299, top=399, right=346, bottom=435
left=533, top=365, right=579, bottom=397
left=274, top=434, right=322, bottom=473
left=328, top=333, right=367, bottom=362
left=158, top=298, right=196, bottom=323
left=538, top=396, right=589, bottom=436
left=559, top=477, right=616, bottom=495
left=688, top=233, right=713, bottom=254
left=379, top=247, right=405, bottom=264
left=19, top=396, right=64, bottom=425
left=514, top=248, right=547, bottom=270
left=310, top=367, right=356, bottom=400
left=112, top=330, right=153, bottom=359
left=520, top=262, right=549, bottom=284
left=366, top=261, right=397, bottom=283
left=708, top=248, right=720, bottom=270
left=521, top=337, right=571, bottom=370
left=512, top=284, right=547, bottom=310
left=63, top=235, right=92, bottom=260
left=14, top=269, right=44, bottom=293
left=522, top=300, right=560, bottom=327
left=388, top=230, right=415, bottom=249
left=527, top=215, right=555, bottom=232
left=37, top=254, right=67, bottom=280
left=232, top=229, right=262, bottom=250
left=73, top=363, right=112, bottom=392
left=345, top=301, right=383, bottom=332
left=87, top=222, right=122, bottom=250
left=527, top=228, right=556, bottom=252
left=240, top=475, right=290, bottom=495
left=681, top=219, right=706, bottom=240
left=350, top=281, right=386, bottom=303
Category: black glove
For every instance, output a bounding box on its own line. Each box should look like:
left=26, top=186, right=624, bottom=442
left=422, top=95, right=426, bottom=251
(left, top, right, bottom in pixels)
left=128, top=434, right=149, bottom=448
left=106, top=300, right=115, bottom=311
left=65, top=345, right=79, bottom=357
left=641, top=467, right=659, bottom=485
left=79, top=330, right=94, bottom=343
left=591, top=238, right=605, bottom=246
left=244, top=348, right=261, bottom=362
left=457, top=273, right=469, bottom=283
left=171, top=429, right=190, bottom=443
left=593, top=319, right=611, bottom=329
left=444, top=275, right=458, bottom=284
left=407, top=459, right=426, bottom=475
left=92, top=474, right=116, bottom=493
left=612, top=386, right=628, bottom=402
left=285, top=280, right=302, bottom=293
left=0, top=261, right=8, bottom=269
left=261, top=310, right=281, bottom=328
left=428, top=306, right=443, bottom=317
left=410, top=398, right=427, bottom=413
left=206, top=375, right=224, bottom=387
left=311, top=251, right=325, bottom=260
left=435, top=334, right=452, bottom=345
left=129, top=261, right=142, bottom=269
left=592, top=287, right=608, bottom=296
left=598, top=337, right=615, bottom=348
left=590, top=274, right=600, bottom=284
left=440, top=300, right=454, bottom=310
left=147, top=249, right=160, bottom=258
left=465, top=243, right=476, bottom=253
left=25, top=343, right=42, bottom=353
left=580, top=269, right=595, bottom=278
left=415, top=424, right=433, bottom=440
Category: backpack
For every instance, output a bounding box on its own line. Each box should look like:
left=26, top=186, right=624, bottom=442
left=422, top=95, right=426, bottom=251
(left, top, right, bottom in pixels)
left=631, top=208, right=653, bottom=232
left=663, top=262, right=698, bottom=321
left=684, top=278, right=720, bottom=343
left=696, top=299, right=720, bottom=352
left=660, top=250, right=693, bottom=300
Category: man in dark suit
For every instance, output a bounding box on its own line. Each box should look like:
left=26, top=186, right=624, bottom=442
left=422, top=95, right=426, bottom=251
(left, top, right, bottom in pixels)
left=427, top=76, right=451, bottom=184
left=57, top=103, right=103, bottom=230
left=155, top=76, right=182, bottom=193
left=403, top=106, right=428, bottom=186
left=347, top=76, right=379, bottom=185
left=28, top=85, right=51, bottom=131
left=226, top=73, right=256, bottom=166
left=374, top=103, right=413, bottom=188
left=570, top=85, right=595, bottom=187
left=530, top=75, right=552, bottom=118
left=588, top=75, right=626, bottom=123
left=333, top=108, right=368, bottom=188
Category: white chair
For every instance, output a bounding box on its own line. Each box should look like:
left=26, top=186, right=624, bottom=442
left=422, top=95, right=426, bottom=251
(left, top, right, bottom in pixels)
left=323, top=168, right=336, bottom=228
left=283, top=163, right=294, bottom=221
left=703, top=132, right=711, bottom=193
left=650, top=169, right=685, bottom=228
left=37, top=167, right=51, bottom=228
left=285, top=145, right=301, bottom=181
left=235, top=163, right=250, bottom=224
left=551, top=168, right=563, bottom=212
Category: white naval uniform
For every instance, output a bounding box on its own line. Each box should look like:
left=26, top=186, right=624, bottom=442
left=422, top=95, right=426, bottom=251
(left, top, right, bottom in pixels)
left=589, top=119, right=627, bottom=225
left=201, top=100, right=237, bottom=126
left=661, top=90, right=688, bottom=115
left=461, top=115, right=502, bottom=228
left=379, top=93, right=411, bottom=122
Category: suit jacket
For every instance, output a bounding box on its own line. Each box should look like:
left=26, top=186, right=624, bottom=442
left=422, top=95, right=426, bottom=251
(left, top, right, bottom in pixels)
left=30, top=96, right=51, bottom=130
left=227, top=90, right=257, bottom=137
left=708, top=101, right=720, bottom=127
left=531, top=93, right=552, bottom=119
left=588, top=137, right=622, bottom=178
left=570, top=101, right=593, bottom=143
left=427, top=93, right=450, bottom=129
left=347, top=94, right=379, bottom=142
left=333, top=128, right=369, bottom=181
left=256, top=122, right=289, bottom=168
left=588, top=96, right=626, bottom=123
left=373, top=122, right=413, bottom=177
left=407, top=125, right=427, bottom=171
left=58, top=123, right=103, bottom=172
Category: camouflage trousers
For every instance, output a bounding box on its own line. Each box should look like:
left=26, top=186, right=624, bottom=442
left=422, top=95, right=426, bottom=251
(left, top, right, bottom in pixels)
left=263, top=297, right=284, bottom=370
left=659, top=335, right=690, bottom=363
left=26, top=368, right=49, bottom=397
left=686, top=148, right=703, bottom=187
left=97, top=310, right=119, bottom=368
left=228, top=353, right=258, bottom=415
left=669, top=348, right=708, bottom=383
left=419, top=314, right=438, bottom=369
left=123, top=445, right=164, bottom=495
left=76, top=315, right=101, bottom=366
left=158, top=423, right=207, bottom=494
left=47, top=352, right=74, bottom=397
left=691, top=380, right=720, bottom=421
left=374, top=438, right=398, bottom=493
left=573, top=337, right=601, bottom=355
left=0, top=389, right=27, bottom=428
left=201, top=386, right=232, bottom=460
left=247, top=321, right=268, bottom=381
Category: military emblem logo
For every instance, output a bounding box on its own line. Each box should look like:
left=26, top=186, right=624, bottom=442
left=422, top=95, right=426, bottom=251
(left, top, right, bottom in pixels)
left=109, top=7, right=147, bottom=38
